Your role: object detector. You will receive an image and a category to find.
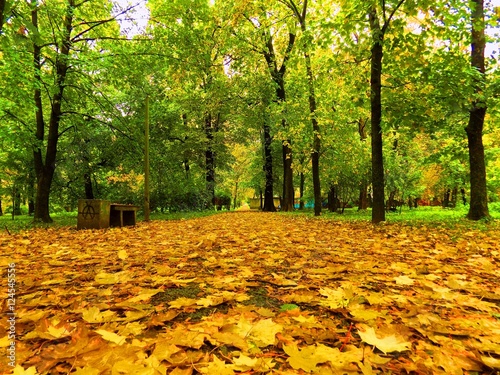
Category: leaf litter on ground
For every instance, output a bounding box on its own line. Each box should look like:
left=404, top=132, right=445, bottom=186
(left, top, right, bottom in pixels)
left=1, top=212, right=500, bottom=374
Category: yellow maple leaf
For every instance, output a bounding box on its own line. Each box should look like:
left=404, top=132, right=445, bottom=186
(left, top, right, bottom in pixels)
left=232, top=354, right=275, bottom=372
left=153, top=341, right=182, bottom=361
left=211, top=331, right=248, bottom=351
left=481, top=356, right=500, bottom=369
left=112, top=360, right=156, bottom=375
left=170, top=368, right=193, bottom=375
left=319, top=286, right=350, bottom=308
left=118, top=249, right=128, bottom=260
left=196, top=295, right=225, bottom=307
left=200, top=355, right=234, bottom=375
left=95, top=329, right=127, bottom=345
left=230, top=317, right=282, bottom=347
left=72, top=367, right=100, bottom=375
left=47, top=325, right=70, bottom=338
left=81, top=306, right=118, bottom=323
left=119, top=322, right=146, bottom=336
left=126, top=289, right=162, bottom=303
left=164, top=327, right=208, bottom=349
left=169, top=297, right=198, bottom=309
left=0, top=335, right=11, bottom=347
left=282, top=343, right=327, bottom=372
left=13, top=366, right=39, bottom=375
left=357, top=325, right=411, bottom=354
left=94, top=271, right=130, bottom=284
left=394, top=275, right=415, bottom=285
left=250, top=319, right=283, bottom=347
left=349, top=306, right=387, bottom=322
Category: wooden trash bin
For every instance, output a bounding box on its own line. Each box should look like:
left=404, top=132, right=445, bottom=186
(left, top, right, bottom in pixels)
left=77, top=199, right=111, bottom=229
left=110, top=204, right=139, bottom=227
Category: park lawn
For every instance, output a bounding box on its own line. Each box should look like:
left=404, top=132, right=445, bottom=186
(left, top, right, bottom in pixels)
left=1, top=212, right=500, bottom=374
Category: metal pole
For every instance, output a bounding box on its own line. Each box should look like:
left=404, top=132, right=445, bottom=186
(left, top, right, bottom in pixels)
left=144, top=95, right=150, bottom=221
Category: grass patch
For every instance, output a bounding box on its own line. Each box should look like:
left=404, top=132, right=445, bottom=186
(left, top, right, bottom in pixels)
left=0, top=211, right=77, bottom=233
left=0, top=209, right=224, bottom=233
left=285, top=203, right=500, bottom=230
left=242, top=287, right=281, bottom=309
left=145, top=210, right=223, bottom=221
left=150, top=284, right=203, bottom=305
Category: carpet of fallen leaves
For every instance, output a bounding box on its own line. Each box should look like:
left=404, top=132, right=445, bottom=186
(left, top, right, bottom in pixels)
left=2, top=212, right=500, bottom=375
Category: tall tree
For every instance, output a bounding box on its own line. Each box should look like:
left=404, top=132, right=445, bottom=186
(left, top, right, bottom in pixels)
left=284, top=0, right=322, bottom=216
left=262, top=24, right=296, bottom=212
left=0, top=0, right=7, bottom=33
left=220, top=1, right=291, bottom=212
left=262, top=97, right=277, bottom=211
left=28, top=0, right=127, bottom=222
left=466, top=0, right=490, bottom=220
left=31, top=0, right=73, bottom=222
left=368, top=0, right=405, bottom=223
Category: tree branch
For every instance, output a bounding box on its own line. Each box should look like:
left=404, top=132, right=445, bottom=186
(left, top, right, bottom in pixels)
left=381, top=0, right=406, bottom=35
left=70, top=3, right=141, bottom=43
left=58, top=125, right=75, bottom=138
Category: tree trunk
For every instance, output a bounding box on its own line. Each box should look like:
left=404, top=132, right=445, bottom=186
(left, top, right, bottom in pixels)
left=387, top=190, right=396, bottom=212
left=278, top=75, right=294, bottom=212
left=233, top=181, right=238, bottom=210
left=282, top=140, right=294, bottom=211
left=263, top=28, right=296, bottom=212
left=358, top=183, right=368, bottom=210
left=84, top=173, right=94, bottom=199
left=299, top=171, right=305, bottom=210
left=443, top=189, right=450, bottom=208
left=0, top=0, right=6, bottom=33
left=369, top=7, right=385, bottom=224
left=292, top=1, right=321, bottom=216
left=262, top=122, right=276, bottom=212
left=305, top=51, right=321, bottom=217
left=358, top=118, right=368, bottom=210
left=13, top=191, right=22, bottom=216
left=466, top=0, right=489, bottom=220
left=27, top=171, right=35, bottom=215
left=451, top=187, right=458, bottom=208
left=205, top=113, right=216, bottom=207
left=328, top=185, right=339, bottom=212
left=32, top=3, right=73, bottom=223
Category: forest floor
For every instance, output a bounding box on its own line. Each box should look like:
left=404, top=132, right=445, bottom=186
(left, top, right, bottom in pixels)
left=2, top=212, right=500, bottom=374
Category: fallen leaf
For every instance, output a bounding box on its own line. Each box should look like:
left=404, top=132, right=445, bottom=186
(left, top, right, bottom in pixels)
left=95, top=329, right=127, bottom=345
left=357, top=325, right=411, bottom=354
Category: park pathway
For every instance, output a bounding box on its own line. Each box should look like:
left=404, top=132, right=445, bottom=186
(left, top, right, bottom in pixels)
left=2, top=212, right=500, bottom=374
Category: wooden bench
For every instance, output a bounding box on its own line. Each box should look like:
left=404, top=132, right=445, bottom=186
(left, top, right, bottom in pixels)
left=110, top=204, right=139, bottom=227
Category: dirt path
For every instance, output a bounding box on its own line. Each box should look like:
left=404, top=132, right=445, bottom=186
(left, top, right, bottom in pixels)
left=2, top=212, right=500, bottom=374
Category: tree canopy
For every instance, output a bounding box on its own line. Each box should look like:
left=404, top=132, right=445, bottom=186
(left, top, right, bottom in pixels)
left=1, top=0, right=499, bottom=221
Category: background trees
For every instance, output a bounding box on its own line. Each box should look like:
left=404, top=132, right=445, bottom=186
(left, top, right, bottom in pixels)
left=1, top=0, right=498, bottom=221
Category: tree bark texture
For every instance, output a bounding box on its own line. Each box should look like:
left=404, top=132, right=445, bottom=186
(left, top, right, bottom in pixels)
left=358, top=118, right=369, bottom=210
left=205, top=113, right=216, bottom=207
left=262, top=123, right=276, bottom=212
left=263, top=30, right=296, bottom=212
left=304, top=51, right=321, bottom=216
left=291, top=0, right=321, bottom=216
left=369, top=7, right=385, bottom=223
left=32, top=1, right=73, bottom=222
left=299, top=171, right=305, bottom=210
left=0, top=0, right=6, bottom=33
left=466, top=0, right=489, bottom=220
left=84, top=173, right=94, bottom=199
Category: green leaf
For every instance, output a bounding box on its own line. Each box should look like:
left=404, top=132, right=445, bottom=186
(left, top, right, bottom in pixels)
left=280, top=303, right=299, bottom=311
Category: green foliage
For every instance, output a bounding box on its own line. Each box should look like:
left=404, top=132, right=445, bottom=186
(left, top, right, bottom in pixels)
left=1, top=0, right=499, bottom=220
